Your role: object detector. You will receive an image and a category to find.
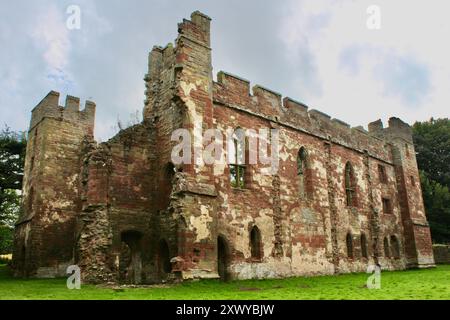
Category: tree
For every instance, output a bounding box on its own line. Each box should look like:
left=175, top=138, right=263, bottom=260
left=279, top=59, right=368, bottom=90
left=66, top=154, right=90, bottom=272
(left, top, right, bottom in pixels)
left=0, top=126, right=27, bottom=253
left=413, top=118, right=450, bottom=187
left=419, top=171, right=450, bottom=244
left=413, top=118, right=450, bottom=244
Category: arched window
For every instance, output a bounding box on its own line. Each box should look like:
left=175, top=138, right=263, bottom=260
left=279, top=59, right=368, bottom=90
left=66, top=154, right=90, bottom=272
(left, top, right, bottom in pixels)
left=360, top=233, right=368, bottom=258
left=250, top=226, right=263, bottom=260
left=297, top=147, right=310, bottom=199
left=346, top=233, right=353, bottom=258
left=345, top=162, right=357, bottom=207
left=384, top=237, right=390, bottom=258
left=390, top=235, right=400, bottom=259
left=229, top=128, right=246, bottom=189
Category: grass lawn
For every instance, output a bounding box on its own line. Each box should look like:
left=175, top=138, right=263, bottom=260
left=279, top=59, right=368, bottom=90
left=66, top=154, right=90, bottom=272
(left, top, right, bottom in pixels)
left=0, top=264, right=449, bottom=300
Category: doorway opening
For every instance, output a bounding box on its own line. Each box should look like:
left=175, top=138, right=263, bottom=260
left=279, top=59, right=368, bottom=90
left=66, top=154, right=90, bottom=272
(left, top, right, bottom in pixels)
left=218, top=235, right=230, bottom=281
left=120, top=230, right=143, bottom=284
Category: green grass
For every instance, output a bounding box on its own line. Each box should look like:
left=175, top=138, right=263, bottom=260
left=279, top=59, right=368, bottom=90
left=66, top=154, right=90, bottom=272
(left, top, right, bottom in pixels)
left=0, top=264, right=449, bottom=300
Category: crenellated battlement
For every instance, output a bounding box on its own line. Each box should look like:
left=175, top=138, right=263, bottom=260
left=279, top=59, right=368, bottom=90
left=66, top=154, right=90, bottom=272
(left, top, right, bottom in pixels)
left=213, top=69, right=415, bottom=161
left=30, top=91, right=96, bottom=135
left=15, top=10, right=433, bottom=284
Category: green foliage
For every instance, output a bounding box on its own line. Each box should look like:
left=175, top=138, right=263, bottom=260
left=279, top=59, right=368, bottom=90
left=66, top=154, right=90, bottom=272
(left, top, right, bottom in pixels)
left=0, top=264, right=449, bottom=300
left=0, top=125, right=27, bottom=253
left=0, top=125, right=26, bottom=191
left=0, top=225, right=14, bottom=254
left=419, top=171, right=450, bottom=243
left=413, top=118, right=450, bottom=244
left=413, top=118, right=450, bottom=187
left=0, top=189, right=21, bottom=229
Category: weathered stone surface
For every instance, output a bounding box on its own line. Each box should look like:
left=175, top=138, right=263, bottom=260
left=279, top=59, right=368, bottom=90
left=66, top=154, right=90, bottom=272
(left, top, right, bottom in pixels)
left=432, top=245, right=450, bottom=264
left=13, top=11, right=434, bottom=284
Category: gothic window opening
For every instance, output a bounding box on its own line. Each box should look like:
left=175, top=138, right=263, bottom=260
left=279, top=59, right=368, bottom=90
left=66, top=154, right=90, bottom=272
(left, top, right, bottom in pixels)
left=250, top=226, right=263, bottom=260
left=361, top=233, right=368, bottom=258
left=390, top=235, right=400, bottom=259
left=382, top=197, right=392, bottom=214
left=230, top=129, right=246, bottom=189
left=345, top=162, right=357, bottom=207
left=378, top=164, right=387, bottom=184
left=297, top=147, right=311, bottom=199
left=346, top=233, right=354, bottom=258
left=384, top=237, right=390, bottom=257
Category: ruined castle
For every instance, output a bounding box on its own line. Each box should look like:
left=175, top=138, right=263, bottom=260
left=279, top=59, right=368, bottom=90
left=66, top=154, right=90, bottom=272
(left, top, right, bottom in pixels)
left=13, top=11, right=434, bottom=283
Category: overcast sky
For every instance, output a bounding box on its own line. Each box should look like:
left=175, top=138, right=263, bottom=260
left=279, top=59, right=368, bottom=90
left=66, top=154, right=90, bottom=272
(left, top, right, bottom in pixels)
left=1, top=0, right=448, bottom=141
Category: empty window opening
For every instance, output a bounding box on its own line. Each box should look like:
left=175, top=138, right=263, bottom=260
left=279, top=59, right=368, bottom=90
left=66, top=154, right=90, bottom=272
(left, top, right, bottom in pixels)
left=297, top=147, right=311, bottom=199
left=384, top=237, right=390, bottom=257
left=390, top=235, right=400, bottom=259
left=250, top=226, right=263, bottom=260
left=382, top=197, right=392, bottom=214
left=346, top=233, right=354, bottom=259
left=378, top=164, right=387, bottom=184
left=230, top=129, right=246, bottom=189
left=361, top=233, right=368, bottom=258
left=345, top=162, right=357, bottom=207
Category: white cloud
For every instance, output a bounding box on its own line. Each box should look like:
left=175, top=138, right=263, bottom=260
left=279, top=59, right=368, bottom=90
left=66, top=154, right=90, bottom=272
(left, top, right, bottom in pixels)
left=279, top=0, right=450, bottom=128
left=32, top=5, right=70, bottom=74
left=1, top=0, right=448, bottom=142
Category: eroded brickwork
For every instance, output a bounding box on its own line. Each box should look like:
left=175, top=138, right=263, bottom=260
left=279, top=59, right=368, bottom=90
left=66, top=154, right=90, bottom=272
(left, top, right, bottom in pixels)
left=13, top=11, right=434, bottom=283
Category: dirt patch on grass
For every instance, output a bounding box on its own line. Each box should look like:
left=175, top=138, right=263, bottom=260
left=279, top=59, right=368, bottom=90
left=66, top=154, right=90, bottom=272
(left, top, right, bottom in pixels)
left=238, top=287, right=262, bottom=291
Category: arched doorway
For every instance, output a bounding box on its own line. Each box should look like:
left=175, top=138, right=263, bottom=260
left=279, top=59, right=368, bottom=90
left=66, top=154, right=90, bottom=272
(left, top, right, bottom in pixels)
left=158, top=239, right=171, bottom=276
left=120, top=230, right=143, bottom=284
left=217, top=235, right=230, bottom=281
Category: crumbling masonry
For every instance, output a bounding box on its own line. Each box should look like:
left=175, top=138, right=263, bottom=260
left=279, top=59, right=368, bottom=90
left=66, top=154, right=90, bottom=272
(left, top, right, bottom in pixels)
left=13, top=11, right=435, bottom=283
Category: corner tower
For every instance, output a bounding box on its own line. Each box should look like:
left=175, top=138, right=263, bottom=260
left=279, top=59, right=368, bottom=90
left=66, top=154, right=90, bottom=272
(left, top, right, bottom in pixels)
left=13, top=91, right=96, bottom=277
left=369, top=117, right=435, bottom=268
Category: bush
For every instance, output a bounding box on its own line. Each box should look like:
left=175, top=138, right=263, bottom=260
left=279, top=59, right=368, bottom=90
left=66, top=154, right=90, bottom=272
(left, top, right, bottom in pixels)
left=0, top=225, right=14, bottom=254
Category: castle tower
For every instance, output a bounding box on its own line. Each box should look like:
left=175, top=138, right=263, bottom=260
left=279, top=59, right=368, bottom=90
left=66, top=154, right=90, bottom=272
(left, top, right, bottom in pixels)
left=370, top=117, right=435, bottom=268
left=142, top=11, right=219, bottom=280
left=13, top=91, right=95, bottom=277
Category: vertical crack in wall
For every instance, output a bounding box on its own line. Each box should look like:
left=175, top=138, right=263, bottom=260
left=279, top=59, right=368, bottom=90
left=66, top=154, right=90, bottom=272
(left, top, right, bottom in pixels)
left=324, top=141, right=339, bottom=273
left=364, top=150, right=380, bottom=265
left=271, top=175, right=284, bottom=258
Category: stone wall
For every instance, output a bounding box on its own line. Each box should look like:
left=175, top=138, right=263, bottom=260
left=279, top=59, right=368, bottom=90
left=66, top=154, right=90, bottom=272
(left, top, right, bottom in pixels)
left=13, top=91, right=95, bottom=277
left=433, top=245, right=450, bottom=264
left=13, top=10, right=435, bottom=283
